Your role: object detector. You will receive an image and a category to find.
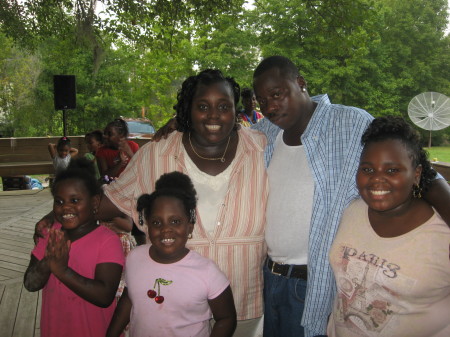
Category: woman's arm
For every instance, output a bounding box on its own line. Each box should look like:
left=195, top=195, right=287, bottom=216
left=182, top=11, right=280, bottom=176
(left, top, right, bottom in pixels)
left=208, top=286, right=237, bottom=337
left=33, top=211, right=54, bottom=244
left=102, top=216, right=133, bottom=233
left=106, top=287, right=132, bottom=337
left=423, top=178, right=450, bottom=226
left=46, top=228, right=123, bottom=307
left=118, top=138, right=135, bottom=158
left=97, top=193, right=130, bottom=222
left=23, top=255, right=51, bottom=291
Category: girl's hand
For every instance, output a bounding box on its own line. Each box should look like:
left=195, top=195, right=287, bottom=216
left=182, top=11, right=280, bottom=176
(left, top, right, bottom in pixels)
left=118, top=137, right=133, bottom=158
left=45, top=228, right=71, bottom=276
left=119, top=150, right=130, bottom=167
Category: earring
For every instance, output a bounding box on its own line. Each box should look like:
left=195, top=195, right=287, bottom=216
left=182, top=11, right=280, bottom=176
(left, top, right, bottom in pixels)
left=301, top=87, right=306, bottom=92
left=93, top=208, right=98, bottom=215
left=412, top=183, right=422, bottom=198
left=188, top=233, right=193, bottom=239
left=139, top=212, right=144, bottom=226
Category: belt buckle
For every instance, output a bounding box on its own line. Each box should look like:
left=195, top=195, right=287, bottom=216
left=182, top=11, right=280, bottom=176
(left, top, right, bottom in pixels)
left=271, top=261, right=283, bottom=276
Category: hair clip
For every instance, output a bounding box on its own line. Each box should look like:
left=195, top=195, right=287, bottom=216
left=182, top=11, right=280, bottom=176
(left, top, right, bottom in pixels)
left=189, top=209, right=196, bottom=223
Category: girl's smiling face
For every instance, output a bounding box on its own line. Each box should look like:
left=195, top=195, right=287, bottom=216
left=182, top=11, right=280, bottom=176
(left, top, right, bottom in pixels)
left=57, top=144, right=70, bottom=158
left=103, top=126, right=121, bottom=148
left=357, top=139, right=421, bottom=215
left=147, top=196, right=193, bottom=264
left=53, top=178, right=99, bottom=231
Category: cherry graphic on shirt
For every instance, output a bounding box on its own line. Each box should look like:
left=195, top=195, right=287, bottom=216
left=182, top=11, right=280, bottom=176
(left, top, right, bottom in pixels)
left=147, top=278, right=172, bottom=304
left=147, top=289, right=157, bottom=298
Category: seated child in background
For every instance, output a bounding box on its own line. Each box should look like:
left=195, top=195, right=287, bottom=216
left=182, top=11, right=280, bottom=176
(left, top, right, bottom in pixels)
left=96, top=118, right=139, bottom=180
left=327, top=116, right=450, bottom=337
left=106, top=171, right=237, bottom=337
left=237, top=88, right=263, bottom=127
left=84, top=130, right=104, bottom=180
left=48, top=136, right=78, bottom=175
left=23, top=158, right=125, bottom=337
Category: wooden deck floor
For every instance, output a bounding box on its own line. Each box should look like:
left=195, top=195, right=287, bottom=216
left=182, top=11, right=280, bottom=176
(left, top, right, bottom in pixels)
left=0, top=188, right=53, bottom=337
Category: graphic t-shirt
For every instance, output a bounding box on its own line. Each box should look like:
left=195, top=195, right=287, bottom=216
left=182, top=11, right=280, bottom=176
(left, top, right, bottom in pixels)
left=328, top=199, right=450, bottom=337
left=125, top=245, right=230, bottom=337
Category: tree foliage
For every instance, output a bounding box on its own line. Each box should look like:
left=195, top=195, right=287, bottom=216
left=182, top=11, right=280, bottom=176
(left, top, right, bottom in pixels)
left=0, top=0, right=449, bottom=143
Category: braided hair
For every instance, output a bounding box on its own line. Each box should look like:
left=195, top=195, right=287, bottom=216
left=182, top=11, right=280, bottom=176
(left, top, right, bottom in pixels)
left=174, top=69, right=240, bottom=132
left=106, top=118, right=129, bottom=138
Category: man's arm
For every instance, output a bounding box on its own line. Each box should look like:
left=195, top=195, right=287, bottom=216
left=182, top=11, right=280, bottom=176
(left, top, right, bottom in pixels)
left=423, top=178, right=450, bottom=226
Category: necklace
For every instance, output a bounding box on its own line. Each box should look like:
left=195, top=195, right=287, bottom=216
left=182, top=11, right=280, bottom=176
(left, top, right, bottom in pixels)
left=188, top=132, right=231, bottom=163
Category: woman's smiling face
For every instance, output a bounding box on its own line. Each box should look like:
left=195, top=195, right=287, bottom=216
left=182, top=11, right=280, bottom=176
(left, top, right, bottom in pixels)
left=189, top=81, right=236, bottom=146
left=357, top=139, right=421, bottom=215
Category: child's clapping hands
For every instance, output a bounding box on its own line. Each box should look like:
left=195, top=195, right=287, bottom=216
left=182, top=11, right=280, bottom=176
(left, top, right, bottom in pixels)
left=45, top=228, right=71, bottom=276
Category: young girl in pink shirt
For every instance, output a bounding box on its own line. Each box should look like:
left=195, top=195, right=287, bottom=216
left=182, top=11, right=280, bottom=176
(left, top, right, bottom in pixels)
left=107, top=171, right=236, bottom=337
left=24, top=158, right=125, bottom=337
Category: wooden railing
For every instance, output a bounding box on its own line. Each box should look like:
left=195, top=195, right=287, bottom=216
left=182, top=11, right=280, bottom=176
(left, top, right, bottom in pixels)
left=1, top=136, right=449, bottom=182
left=0, top=137, right=150, bottom=177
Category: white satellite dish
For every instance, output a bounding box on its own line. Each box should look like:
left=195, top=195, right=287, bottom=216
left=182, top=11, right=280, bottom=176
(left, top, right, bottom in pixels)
left=408, top=92, right=450, bottom=147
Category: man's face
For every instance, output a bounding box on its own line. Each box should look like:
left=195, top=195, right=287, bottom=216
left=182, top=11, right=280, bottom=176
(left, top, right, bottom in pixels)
left=253, top=68, right=305, bottom=131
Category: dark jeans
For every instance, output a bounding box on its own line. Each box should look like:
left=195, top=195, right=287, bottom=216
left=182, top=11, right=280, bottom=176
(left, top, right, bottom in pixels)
left=263, top=263, right=307, bottom=337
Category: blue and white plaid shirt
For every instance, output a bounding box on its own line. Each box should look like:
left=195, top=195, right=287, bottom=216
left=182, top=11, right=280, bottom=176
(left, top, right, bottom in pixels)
left=253, top=94, right=374, bottom=336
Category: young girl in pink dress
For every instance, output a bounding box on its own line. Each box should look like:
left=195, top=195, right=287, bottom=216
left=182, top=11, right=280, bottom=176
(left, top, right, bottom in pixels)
left=107, top=171, right=236, bottom=337
left=24, top=158, right=125, bottom=337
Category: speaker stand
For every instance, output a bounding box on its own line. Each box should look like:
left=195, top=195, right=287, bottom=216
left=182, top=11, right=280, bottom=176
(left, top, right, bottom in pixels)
left=63, top=109, right=68, bottom=137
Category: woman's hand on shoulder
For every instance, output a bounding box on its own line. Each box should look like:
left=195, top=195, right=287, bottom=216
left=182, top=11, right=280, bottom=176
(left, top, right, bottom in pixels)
left=34, top=212, right=55, bottom=244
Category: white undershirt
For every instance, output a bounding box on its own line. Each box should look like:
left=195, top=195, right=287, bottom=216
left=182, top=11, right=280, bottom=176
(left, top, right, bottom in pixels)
left=184, top=148, right=232, bottom=236
left=265, top=131, right=314, bottom=265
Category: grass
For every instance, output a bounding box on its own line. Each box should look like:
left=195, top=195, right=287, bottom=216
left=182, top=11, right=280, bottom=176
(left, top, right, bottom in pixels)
left=425, top=146, right=450, bottom=163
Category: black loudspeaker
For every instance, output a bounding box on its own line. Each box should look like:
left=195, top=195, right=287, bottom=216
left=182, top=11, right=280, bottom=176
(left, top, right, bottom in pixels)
left=54, top=75, right=76, bottom=110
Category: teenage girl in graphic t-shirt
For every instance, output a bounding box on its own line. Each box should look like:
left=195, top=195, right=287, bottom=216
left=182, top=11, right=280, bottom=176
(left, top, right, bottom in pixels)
left=328, top=116, right=450, bottom=337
